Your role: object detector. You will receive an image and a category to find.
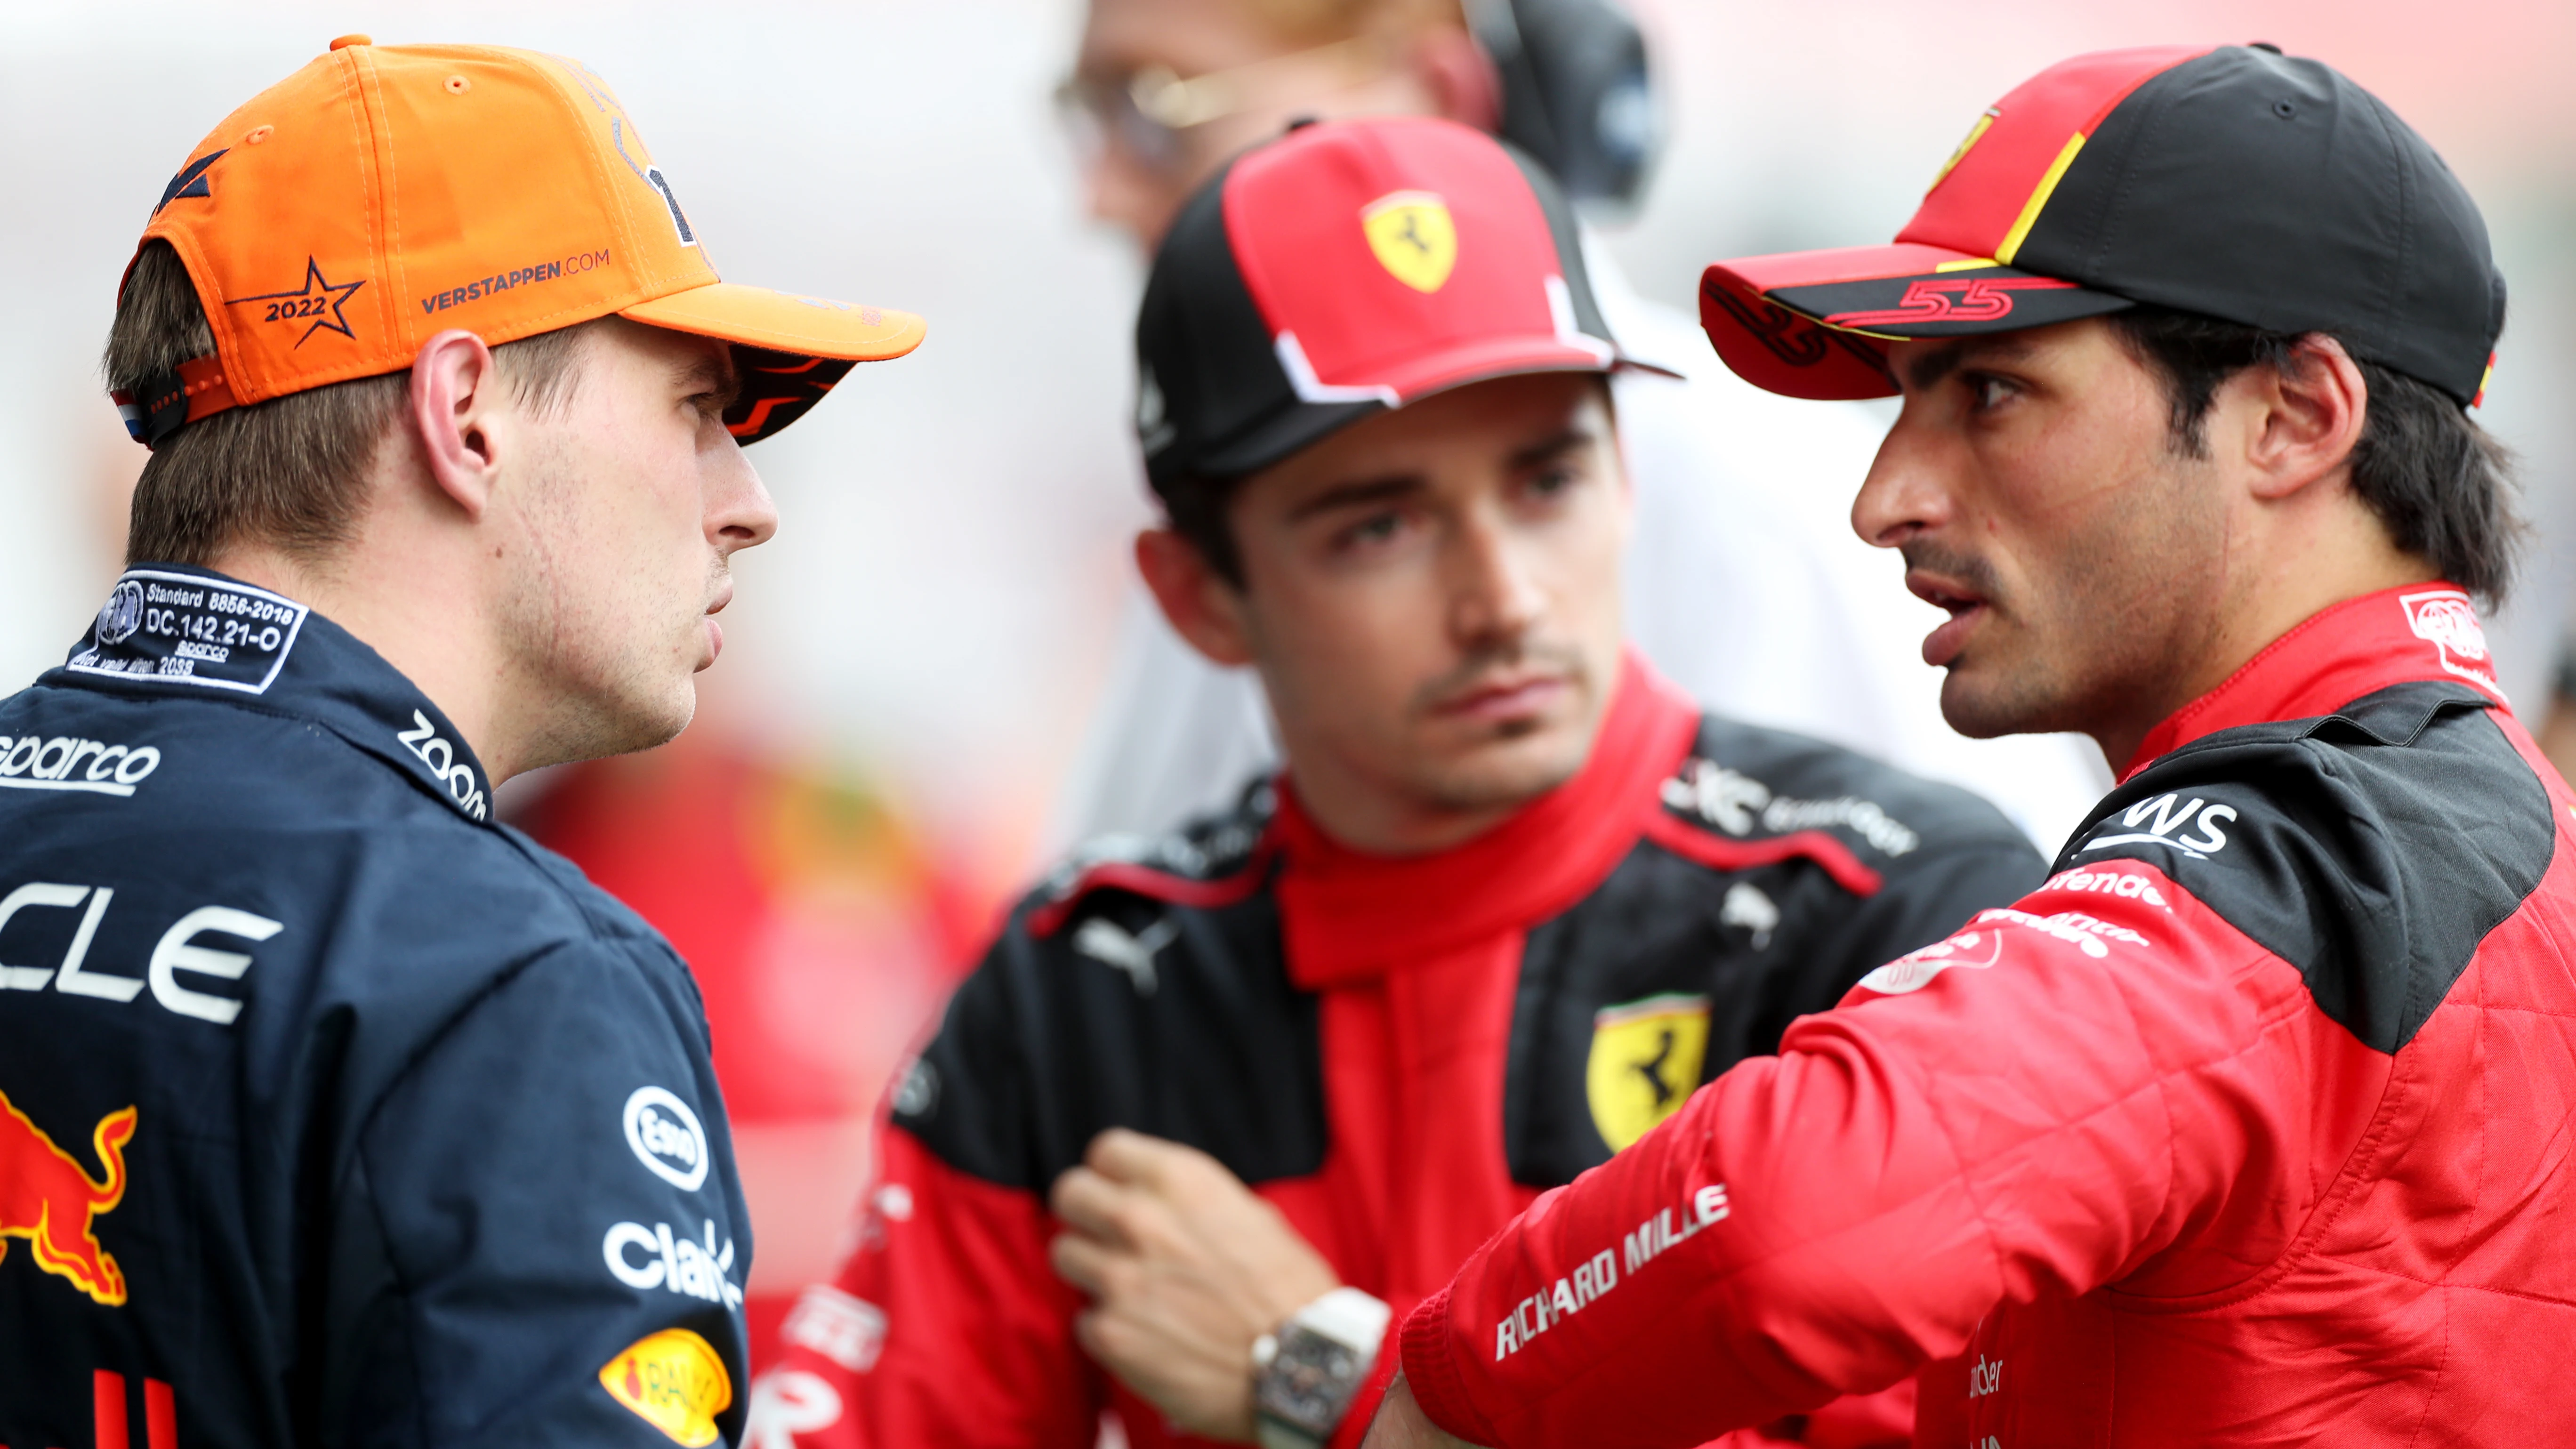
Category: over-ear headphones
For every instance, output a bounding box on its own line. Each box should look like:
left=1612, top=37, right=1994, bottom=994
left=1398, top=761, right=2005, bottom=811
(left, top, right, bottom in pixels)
left=1469, top=0, right=1658, bottom=210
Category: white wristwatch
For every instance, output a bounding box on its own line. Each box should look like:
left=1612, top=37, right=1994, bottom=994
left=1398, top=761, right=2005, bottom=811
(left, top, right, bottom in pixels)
left=1249, top=1287, right=1393, bottom=1449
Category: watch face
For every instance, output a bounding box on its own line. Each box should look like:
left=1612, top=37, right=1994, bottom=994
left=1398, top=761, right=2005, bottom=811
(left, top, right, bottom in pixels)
left=1256, top=1323, right=1371, bottom=1437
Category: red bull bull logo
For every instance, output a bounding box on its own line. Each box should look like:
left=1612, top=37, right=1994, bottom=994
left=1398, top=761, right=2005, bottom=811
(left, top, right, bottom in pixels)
left=0, top=1088, right=137, bottom=1306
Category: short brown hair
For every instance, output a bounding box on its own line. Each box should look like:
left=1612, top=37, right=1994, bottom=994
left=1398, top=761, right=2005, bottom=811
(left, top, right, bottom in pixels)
left=106, top=241, right=594, bottom=567
left=2108, top=305, right=2523, bottom=607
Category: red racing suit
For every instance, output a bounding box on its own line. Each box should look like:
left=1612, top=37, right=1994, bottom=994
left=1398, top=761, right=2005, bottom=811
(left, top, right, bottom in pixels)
left=1397, top=584, right=2576, bottom=1447
left=749, top=657, right=2045, bottom=1448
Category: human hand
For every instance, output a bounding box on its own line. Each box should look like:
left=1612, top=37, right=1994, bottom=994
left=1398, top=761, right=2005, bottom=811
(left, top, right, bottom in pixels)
left=1358, top=1374, right=1481, bottom=1449
left=1049, top=1128, right=1343, bottom=1442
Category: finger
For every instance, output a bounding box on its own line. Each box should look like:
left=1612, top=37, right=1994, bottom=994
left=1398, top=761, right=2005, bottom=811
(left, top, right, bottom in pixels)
left=1049, top=1165, right=1132, bottom=1244
left=1091, top=1127, right=1233, bottom=1201
left=1049, top=1228, right=1119, bottom=1297
left=1085, top=1126, right=1179, bottom=1187
left=1070, top=1304, right=1119, bottom=1369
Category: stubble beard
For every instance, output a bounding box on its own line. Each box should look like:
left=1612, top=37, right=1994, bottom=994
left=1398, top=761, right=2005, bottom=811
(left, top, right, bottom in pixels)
left=493, top=458, right=706, bottom=776
left=1919, top=454, right=2227, bottom=749
left=1401, top=638, right=1599, bottom=813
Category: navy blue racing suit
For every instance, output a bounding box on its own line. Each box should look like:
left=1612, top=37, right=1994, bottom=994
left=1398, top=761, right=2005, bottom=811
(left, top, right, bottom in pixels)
left=0, top=564, right=751, bottom=1448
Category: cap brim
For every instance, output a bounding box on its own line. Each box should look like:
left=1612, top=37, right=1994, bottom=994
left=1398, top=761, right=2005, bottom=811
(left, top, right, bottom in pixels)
left=1374, top=334, right=1680, bottom=401
left=622, top=281, right=925, bottom=361
left=1699, top=242, right=2132, bottom=401
left=1196, top=334, right=1676, bottom=481
left=622, top=282, right=926, bottom=443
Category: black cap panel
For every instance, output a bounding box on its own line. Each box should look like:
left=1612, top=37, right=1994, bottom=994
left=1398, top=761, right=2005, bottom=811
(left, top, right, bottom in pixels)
left=1135, top=165, right=1373, bottom=497
left=1502, top=141, right=1613, bottom=345
left=2021, top=46, right=2502, bottom=404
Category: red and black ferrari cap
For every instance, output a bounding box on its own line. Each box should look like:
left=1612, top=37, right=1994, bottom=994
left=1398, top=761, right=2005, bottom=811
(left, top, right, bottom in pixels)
left=1700, top=44, right=2506, bottom=407
left=1135, top=115, right=1662, bottom=495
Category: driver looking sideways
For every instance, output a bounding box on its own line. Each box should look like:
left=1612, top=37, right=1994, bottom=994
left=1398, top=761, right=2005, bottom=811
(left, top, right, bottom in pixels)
left=1363, top=44, right=2569, bottom=1449
left=751, top=117, right=2044, bottom=1449
left=0, top=37, right=920, bottom=1448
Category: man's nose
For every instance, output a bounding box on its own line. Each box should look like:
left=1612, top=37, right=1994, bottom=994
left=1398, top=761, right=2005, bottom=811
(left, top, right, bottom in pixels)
left=1448, top=513, right=1545, bottom=646
left=710, top=451, right=779, bottom=554
left=1851, top=408, right=1954, bottom=550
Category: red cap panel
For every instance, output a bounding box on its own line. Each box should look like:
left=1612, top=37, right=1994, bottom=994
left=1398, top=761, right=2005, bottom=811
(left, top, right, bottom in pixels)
left=1693, top=45, right=2206, bottom=401
left=1901, top=45, right=2207, bottom=263
left=1221, top=117, right=1609, bottom=406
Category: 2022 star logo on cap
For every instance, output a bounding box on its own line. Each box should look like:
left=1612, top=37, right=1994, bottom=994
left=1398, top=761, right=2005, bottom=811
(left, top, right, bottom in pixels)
left=112, top=34, right=925, bottom=450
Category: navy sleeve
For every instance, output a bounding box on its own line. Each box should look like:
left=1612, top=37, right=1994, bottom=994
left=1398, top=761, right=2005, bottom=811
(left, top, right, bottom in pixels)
left=323, top=939, right=754, bottom=1449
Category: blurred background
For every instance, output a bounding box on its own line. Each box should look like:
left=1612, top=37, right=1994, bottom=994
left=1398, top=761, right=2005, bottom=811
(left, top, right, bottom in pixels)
left=5, top=0, right=2569, bottom=1368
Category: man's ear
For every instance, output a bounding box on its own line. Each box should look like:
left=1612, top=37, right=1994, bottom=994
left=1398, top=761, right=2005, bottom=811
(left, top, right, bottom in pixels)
left=1410, top=27, right=1502, bottom=133
left=1135, top=528, right=1257, bottom=668
left=407, top=329, right=511, bottom=520
left=2234, top=334, right=2369, bottom=503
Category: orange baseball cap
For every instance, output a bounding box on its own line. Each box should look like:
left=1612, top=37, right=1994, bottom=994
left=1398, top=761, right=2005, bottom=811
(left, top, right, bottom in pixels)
left=116, top=35, right=925, bottom=448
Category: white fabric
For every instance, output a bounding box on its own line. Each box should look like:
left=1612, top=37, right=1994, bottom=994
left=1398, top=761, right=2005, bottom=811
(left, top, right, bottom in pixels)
left=1047, top=245, right=2110, bottom=858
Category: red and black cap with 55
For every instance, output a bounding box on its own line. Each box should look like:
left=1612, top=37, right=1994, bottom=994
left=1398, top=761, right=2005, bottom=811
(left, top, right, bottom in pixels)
left=1135, top=115, right=1665, bottom=497
left=1700, top=44, right=2506, bottom=407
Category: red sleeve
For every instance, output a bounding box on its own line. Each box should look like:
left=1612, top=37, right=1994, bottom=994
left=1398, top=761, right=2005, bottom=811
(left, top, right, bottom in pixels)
left=1397, top=862, right=2334, bottom=1448
left=749, top=1125, right=1103, bottom=1449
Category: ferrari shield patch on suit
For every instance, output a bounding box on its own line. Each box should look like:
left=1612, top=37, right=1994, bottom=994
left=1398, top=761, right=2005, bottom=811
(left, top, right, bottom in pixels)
left=1585, top=994, right=1709, bottom=1151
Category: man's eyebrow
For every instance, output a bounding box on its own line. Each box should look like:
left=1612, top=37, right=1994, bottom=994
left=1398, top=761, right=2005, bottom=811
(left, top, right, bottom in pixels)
left=1902, top=336, right=2035, bottom=393
left=676, top=349, right=742, bottom=411
left=1507, top=427, right=1591, bottom=470
left=1285, top=474, right=1425, bottom=522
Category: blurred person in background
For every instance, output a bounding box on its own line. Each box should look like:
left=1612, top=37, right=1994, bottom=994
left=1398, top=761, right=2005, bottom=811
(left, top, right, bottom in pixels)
left=1364, top=43, right=2569, bottom=1449
left=1049, top=0, right=2110, bottom=854
left=0, top=36, right=920, bottom=1447
left=752, top=116, right=2042, bottom=1449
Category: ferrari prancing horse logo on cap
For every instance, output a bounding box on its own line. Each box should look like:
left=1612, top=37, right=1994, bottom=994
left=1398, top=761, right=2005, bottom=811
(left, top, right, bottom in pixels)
left=1362, top=191, right=1457, bottom=293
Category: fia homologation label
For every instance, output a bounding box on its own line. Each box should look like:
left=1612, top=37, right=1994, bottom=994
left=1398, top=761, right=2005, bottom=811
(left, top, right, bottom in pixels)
left=65, top=570, right=309, bottom=695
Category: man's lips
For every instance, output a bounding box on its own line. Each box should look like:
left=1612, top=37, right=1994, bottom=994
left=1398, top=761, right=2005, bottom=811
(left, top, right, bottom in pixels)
left=1430, top=672, right=1571, bottom=723
left=700, top=581, right=734, bottom=668
left=1907, top=571, right=1990, bottom=669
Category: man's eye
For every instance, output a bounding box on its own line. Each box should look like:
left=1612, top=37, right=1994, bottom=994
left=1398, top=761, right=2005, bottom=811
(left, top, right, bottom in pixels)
left=1966, top=374, right=2016, bottom=411
left=1337, top=512, right=1404, bottom=549
left=1527, top=464, right=1579, bottom=497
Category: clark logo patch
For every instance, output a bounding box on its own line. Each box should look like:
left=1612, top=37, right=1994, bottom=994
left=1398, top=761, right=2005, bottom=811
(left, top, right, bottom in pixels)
left=600, top=1328, right=732, bottom=1446
left=1361, top=191, right=1457, bottom=293
left=1585, top=994, right=1709, bottom=1151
